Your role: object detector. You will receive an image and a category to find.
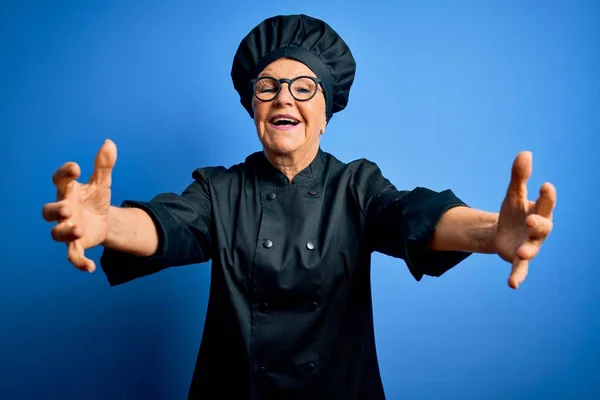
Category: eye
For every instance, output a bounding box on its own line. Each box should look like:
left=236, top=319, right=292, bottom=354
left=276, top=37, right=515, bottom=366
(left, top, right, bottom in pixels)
left=257, top=84, right=277, bottom=93
left=255, top=78, right=279, bottom=94
left=291, top=78, right=317, bottom=99
left=294, top=86, right=311, bottom=94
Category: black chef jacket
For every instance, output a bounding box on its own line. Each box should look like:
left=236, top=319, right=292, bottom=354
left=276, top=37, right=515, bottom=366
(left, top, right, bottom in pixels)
left=100, top=148, right=471, bottom=400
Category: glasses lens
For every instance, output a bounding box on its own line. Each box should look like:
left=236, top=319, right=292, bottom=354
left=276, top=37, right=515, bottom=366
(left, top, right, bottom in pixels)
left=254, top=77, right=279, bottom=101
left=290, top=77, right=317, bottom=101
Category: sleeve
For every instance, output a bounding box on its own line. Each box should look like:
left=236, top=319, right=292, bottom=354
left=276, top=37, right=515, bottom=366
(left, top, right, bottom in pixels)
left=354, top=159, right=472, bottom=281
left=99, top=168, right=213, bottom=286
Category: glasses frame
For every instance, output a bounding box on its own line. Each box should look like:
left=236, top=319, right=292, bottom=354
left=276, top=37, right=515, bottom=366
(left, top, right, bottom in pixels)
left=250, top=75, right=322, bottom=102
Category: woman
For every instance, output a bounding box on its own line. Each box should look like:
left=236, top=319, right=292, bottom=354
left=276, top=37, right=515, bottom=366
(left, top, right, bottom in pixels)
left=41, top=14, right=555, bottom=400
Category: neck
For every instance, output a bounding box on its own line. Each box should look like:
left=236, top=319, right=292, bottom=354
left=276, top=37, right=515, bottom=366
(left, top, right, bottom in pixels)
left=264, top=146, right=319, bottom=183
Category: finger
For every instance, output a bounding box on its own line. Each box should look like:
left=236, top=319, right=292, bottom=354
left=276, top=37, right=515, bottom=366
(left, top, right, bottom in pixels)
left=525, top=214, right=553, bottom=240
left=89, top=139, right=117, bottom=188
left=51, top=221, right=83, bottom=242
left=508, top=258, right=529, bottom=289
left=42, top=201, right=72, bottom=222
left=516, top=240, right=541, bottom=260
left=67, top=241, right=96, bottom=272
left=506, top=151, right=532, bottom=199
left=52, top=162, right=81, bottom=198
left=534, top=182, right=556, bottom=219
left=526, top=199, right=536, bottom=212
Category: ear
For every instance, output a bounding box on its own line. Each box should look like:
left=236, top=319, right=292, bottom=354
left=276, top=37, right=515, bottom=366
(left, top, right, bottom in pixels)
left=321, top=112, right=328, bottom=135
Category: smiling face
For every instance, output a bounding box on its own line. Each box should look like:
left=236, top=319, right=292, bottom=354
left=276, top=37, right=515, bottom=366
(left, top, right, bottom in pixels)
left=251, top=58, right=327, bottom=162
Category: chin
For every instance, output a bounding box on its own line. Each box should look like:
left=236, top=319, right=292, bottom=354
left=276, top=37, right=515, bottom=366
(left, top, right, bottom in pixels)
left=265, top=143, right=299, bottom=157
left=263, top=135, right=302, bottom=156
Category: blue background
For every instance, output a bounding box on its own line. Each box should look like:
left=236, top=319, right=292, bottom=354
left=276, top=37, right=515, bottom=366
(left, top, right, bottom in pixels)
left=2, top=1, right=598, bottom=399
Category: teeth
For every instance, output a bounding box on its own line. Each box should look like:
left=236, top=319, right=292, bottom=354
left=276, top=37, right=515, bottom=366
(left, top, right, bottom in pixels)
left=273, top=117, right=299, bottom=124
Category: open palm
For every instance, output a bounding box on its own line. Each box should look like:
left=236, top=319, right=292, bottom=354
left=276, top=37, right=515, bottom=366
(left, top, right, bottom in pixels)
left=42, top=140, right=117, bottom=272
left=494, top=151, right=556, bottom=289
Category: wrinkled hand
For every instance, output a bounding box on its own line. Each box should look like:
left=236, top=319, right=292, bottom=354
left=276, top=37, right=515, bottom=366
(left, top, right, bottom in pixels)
left=42, top=140, right=117, bottom=272
left=494, top=151, right=556, bottom=289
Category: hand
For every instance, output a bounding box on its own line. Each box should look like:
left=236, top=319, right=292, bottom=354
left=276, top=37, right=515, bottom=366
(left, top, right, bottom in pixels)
left=42, top=140, right=117, bottom=272
left=494, top=151, right=556, bottom=289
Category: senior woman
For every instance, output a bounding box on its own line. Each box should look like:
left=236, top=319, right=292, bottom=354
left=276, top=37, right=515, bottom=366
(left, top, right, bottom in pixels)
left=42, top=14, right=555, bottom=400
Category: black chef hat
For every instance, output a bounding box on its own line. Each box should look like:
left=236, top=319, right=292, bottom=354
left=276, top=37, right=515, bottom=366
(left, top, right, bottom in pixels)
left=231, top=14, right=356, bottom=121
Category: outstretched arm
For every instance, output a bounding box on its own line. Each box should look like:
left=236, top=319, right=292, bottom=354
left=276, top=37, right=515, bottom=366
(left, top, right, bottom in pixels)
left=429, top=151, right=556, bottom=289
left=42, top=140, right=159, bottom=272
left=429, top=207, right=498, bottom=254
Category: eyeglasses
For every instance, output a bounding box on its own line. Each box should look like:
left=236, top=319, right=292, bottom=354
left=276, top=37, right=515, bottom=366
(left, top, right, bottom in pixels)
left=250, top=76, right=322, bottom=102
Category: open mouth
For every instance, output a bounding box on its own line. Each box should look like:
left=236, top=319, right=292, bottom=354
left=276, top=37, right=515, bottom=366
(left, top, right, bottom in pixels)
left=269, top=115, right=301, bottom=127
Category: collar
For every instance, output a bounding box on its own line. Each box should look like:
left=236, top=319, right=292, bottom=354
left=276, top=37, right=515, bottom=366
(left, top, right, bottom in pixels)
left=246, top=148, right=326, bottom=187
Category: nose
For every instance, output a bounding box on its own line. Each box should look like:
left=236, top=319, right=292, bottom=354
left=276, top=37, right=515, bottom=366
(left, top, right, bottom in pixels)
left=274, top=82, right=294, bottom=106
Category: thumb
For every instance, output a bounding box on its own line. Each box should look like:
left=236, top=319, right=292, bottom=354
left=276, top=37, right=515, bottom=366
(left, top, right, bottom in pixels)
left=90, top=139, right=117, bottom=188
left=508, top=257, right=529, bottom=289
